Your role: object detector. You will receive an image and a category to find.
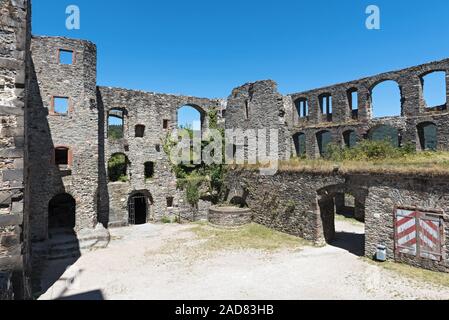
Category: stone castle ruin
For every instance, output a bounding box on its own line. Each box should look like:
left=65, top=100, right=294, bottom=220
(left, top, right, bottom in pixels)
left=1, top=0, right=449, bottom=299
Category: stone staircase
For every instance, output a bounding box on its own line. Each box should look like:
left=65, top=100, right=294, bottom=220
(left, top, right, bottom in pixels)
left=32, top=224, right=110, bottom=261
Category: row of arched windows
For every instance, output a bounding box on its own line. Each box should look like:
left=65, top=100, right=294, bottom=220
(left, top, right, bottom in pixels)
left=294, top=71, right=447, bottom=122
left=293, top=122, right=438, bottom=158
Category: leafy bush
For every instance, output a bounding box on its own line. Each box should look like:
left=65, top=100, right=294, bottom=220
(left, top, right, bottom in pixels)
left=108, top=153, right=128, bottom=182
left=108, top=125, right=123, bottom=140
left=161, top=216, right=172, bottom=224
left=185, top=178, right=201, bottom=207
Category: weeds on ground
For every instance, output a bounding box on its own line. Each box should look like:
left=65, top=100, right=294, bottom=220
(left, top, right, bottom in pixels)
left=188, top=222, right=311, bottom=252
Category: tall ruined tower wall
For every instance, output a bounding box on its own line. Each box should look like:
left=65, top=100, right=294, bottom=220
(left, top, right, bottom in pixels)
left=27, top=36, right=99, bottom=240
left=0, top=0, right=31, bottom=299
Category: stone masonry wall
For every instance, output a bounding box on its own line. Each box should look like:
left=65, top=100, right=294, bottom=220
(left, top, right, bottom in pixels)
left=0, top=0, right=31, bottom=299
left=287, top=59, right=449, bottom=158
left=27, top=36, right=98, bottom=240
left=224, top=169, right=449, bottom=273
left=97, top=86, right=221, bottom=226
left=225, top=80, right=290, bottom=162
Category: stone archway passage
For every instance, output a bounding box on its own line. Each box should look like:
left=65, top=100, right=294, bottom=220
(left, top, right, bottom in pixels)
left=317, top=184, right=368, bottom=256
left=128, top=193, right=148, bottom=225
left=48, top=193, right=76, bottom=230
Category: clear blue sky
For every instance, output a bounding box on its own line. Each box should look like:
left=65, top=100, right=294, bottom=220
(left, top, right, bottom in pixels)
left=33, top=0, right=448, bottom=122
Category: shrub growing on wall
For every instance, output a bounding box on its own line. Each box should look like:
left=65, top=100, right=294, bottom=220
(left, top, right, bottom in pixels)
left=108, top=153, right=128, bottom=182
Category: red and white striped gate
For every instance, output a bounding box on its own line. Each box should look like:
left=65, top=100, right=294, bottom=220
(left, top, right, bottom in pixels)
left=395, top=208, right=444, bottom=262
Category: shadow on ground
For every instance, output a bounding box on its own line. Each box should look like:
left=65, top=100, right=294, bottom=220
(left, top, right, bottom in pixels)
left=330, top=232, right=365, bottom=257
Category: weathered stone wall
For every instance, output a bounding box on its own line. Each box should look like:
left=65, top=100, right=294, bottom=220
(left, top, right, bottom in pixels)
left=0, top=0, right=31, bottom=299
left=224, top=169, right=343, bottom=242
left=97, top=87, right=221, bottom=225
left=224, top=169, right=449, bottom=272
left=225, top=80, right=290, bottom=162
left=27, top=36, right=99, bottom=240
left=208, top=206, right=253, bottom=227
left=287, top=59, right=449, bottom=158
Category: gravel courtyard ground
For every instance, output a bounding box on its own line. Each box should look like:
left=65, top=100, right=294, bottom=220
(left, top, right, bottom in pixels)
left=38, top=219, right=449, bottom=300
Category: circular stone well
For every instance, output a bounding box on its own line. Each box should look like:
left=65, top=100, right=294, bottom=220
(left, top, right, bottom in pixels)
left=208, top=206, right=253, bottom=227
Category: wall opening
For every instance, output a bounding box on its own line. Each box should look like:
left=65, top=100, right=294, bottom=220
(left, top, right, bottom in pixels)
left=368, top=125, right=400, bottom=147
left=295, top=98, right=308, bottom=119
left=244, top=100, right=250, bottom=119
left=370, top=80, right=402, bottom=118
left=108, top=153, right=128, bottom=182
left=135, top=125, right=145, bottom=138
left=163, top=119, right=169, bottom=130
left=343, top=130, right=357, bottom=148
left=128, top=193, right=148, bottom=225
left=108, top=109, right=125, bottom=140
left=54, top=147, right=70, bottom=168
left=316, top=130, right=332, bottom=157
left=347, top=88, right=358, bottom=119
left=53, top=97, right=69, bottom=114
left=318, top=187, right=365, bottom=256
left=144, top=161, right=155, bottom=179
left=177, top=105, right=204, bottom=132
left=417, top=122, right=437, bottom=151
left=166, top=197, right=174, bottom=208
left=421, top=71, right=447, bottom=109
left=48, top=193, right=76, bottom=231
left=319, top=94, right=332, bottom=121
left=59, top=49, right=74, bottom=65
left=292, top=132, right=306, bottom=158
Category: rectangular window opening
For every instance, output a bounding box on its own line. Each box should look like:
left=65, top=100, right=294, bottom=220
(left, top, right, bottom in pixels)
left=53, top=97, right=69, bottom=114
left=55, top=147, right=69, bottom=166
left=167, top=197, right=174, bottom=208
left=163, top=119, right=169, bottom=129
left=59, top=50, right=74, bottom=65
left=144, top=162, right=155, bottom=179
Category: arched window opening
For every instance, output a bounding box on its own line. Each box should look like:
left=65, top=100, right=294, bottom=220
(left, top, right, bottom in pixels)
left=343, top=130, right=357, bottom=148
left=108, top=153, right=128, bottom=182
left=292, top=133, right=306, bottom=158
left=316, top=130, right=332, bottom=157
left=135, top=125, right=145, bottom=138
left=48, top=193, right=76, bottom=230
left=347, top=88, right=358, bottom=119
left=144, top=161, right=155, bottom=179
left=177, top=105, right=204, bottom=131
left=421, top=71, right=447, bottom=109
left=108, top=109, right=125, bottom=140
left=295, top=98, right=308, bottom=119
left=371, top=80, right=402, bottom=118
left=417, top=122, right=437, bottom=151
left=368, top=125, right=400, bottom=147
left=319, top=94, right=332, bottom=121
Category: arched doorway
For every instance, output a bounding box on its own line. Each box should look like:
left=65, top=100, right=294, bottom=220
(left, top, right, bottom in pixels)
left=292, top=132, right=306, bottom=157
left=128, top=192, right=153, bottom=225
left=368, top=125, right=400, bottom=147
left=343, top=130, right=357, bottom=148
left=316, top=130, right=332, bottom=157
left=48, top=193, right=76, bottom=230
left=417, top=122, right=437, bottom=151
